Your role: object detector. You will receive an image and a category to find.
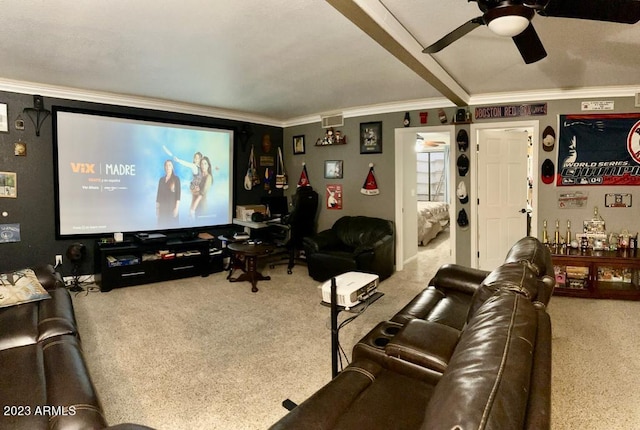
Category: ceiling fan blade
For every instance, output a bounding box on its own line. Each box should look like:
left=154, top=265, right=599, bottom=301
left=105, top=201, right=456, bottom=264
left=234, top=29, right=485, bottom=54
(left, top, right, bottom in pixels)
left=541, top=0, right=640, bottom=24
left=512, top=23, right=547, bottom=64
left=422, top=17, right=484, bottom=53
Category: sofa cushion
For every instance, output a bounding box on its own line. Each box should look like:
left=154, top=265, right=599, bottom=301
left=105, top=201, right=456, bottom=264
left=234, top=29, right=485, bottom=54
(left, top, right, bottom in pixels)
left=0, top=344, right=49, bottom=429
left=333, top=216, right=393, bottom=249
left=0, top=268, right=50, bottom=309
left=391, top=286, right=471, bottom=330
left=269, top=359, right=435, bottom=430
left=42, top=335, right=108, bottom=429
left=0, top=287, right=78, bottom=352
left=423, top=291, right=538, bottom=430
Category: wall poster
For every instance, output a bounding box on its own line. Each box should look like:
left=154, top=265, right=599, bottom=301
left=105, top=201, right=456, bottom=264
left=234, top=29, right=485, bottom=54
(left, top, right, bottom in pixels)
left=326, top=184, right=342, bottom=209
left=557, top=113, right=640, bottom=186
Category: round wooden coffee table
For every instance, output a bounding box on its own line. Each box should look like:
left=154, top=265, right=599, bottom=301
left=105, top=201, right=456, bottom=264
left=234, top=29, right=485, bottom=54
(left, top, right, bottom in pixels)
left=227, top=242, right=275, bottom=292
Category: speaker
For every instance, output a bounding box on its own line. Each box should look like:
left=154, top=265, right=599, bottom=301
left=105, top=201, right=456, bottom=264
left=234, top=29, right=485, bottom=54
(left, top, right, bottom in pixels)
left=456, top=109, right=466, bottom=122
left=251, top=212, right=265, bottom=222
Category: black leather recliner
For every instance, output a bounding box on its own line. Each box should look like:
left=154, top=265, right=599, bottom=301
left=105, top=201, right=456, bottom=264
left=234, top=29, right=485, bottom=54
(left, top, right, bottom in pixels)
left=302, top=216, right=394, bottom=282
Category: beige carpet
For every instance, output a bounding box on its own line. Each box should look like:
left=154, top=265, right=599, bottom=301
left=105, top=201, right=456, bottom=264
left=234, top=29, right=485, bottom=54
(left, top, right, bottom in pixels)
left=70, top=233, right=640, bottom=429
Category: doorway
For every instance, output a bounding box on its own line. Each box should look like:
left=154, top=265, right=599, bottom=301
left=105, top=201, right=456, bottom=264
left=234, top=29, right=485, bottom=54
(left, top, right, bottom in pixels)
left=470, top=121, right=539, bottom=269
left=394, top=125, right=456, bottom=271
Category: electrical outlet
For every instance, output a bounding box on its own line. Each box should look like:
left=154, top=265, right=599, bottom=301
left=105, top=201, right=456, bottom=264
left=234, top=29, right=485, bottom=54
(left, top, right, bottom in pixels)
left=55, top=255, right=63, bottom=266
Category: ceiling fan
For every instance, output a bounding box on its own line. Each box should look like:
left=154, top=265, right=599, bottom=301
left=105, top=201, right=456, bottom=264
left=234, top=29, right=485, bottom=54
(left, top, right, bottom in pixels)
left=422, top=0, right=640, bottom=64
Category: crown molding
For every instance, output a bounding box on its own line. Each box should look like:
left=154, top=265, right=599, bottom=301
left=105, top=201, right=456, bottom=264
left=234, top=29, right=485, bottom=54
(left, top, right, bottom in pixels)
left=1, top=77, right=638, bottom=130
left=282, top=97, right=456, bottom=128
left=0, top=78, right=283, bottom=127
left=470, top=85, right=640, bottom=106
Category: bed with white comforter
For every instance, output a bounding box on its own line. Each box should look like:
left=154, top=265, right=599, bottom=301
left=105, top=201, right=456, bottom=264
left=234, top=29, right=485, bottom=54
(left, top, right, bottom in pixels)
left=417, top=201, right=449, bottom=246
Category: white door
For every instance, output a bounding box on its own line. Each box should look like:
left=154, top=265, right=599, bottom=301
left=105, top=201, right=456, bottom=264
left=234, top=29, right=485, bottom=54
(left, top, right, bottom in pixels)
left=477, top=130, right=529, bottom=270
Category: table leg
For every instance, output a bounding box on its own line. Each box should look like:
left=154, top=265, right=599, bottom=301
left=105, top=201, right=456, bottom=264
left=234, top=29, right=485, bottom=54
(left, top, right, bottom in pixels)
left=229, top=254, right=271, bottom=292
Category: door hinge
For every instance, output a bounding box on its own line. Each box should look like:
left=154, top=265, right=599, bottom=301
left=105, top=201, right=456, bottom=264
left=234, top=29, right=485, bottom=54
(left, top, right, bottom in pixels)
left=478, top=251, right=480, bottom=258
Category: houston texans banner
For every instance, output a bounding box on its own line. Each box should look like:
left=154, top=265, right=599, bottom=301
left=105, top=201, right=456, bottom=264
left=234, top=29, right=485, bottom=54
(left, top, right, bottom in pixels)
left=557, top=113, right=640, bottom=186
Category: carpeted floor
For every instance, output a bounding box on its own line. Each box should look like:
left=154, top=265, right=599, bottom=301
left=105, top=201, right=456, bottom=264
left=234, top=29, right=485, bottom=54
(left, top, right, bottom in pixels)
left=70, top=232, right=640, bottom=429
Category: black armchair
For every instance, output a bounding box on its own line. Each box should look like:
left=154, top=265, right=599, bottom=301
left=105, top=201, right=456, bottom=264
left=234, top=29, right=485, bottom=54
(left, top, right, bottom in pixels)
left=268, top=186, right=319, bottom=274
left=302, top=216, right=395, bottom=282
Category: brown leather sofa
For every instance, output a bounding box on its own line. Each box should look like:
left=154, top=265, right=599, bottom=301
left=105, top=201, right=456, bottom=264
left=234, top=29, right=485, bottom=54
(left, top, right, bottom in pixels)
left=0, top=265, right=152, bottom=430
left=270, top=236, right=554, bottom=430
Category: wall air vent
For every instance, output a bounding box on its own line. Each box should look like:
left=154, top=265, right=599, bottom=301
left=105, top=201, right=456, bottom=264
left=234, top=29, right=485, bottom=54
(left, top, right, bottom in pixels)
left=321, top=113, right=344, bottom=129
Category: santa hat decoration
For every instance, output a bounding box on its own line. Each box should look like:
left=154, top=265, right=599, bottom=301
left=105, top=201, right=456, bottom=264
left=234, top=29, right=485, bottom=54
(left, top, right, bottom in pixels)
left=361, top=163, right=380, bottom=196
left=297, top=163, right=311, bottom=187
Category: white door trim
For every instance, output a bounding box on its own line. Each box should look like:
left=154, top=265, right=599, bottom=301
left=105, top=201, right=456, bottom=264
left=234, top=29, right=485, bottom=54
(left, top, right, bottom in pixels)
left=394, top=125, right=456, bottom=271
left=470, top=120, right=539, bottom=268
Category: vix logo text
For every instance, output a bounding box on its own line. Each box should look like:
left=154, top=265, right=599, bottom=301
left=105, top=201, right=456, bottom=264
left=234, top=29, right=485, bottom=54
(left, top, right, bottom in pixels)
left=70, top=162, right=96, bottom=174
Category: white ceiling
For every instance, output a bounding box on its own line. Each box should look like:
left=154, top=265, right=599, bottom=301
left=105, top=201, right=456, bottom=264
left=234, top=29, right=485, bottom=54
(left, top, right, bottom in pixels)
left=0, top=1, right=638, bottom=126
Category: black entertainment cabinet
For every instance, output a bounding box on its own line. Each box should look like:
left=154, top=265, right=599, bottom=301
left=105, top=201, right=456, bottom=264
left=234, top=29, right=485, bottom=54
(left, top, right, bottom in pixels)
left=94, top=237, right=214, bottom=292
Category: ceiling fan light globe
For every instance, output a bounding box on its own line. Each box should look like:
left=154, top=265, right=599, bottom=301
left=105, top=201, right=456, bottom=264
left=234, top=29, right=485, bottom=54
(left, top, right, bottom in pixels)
left=487, top=15, right=530, bottom=36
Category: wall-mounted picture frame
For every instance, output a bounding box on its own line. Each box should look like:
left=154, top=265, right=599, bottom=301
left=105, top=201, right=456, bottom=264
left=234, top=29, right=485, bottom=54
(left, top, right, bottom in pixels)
left=360, top=121, right=382, bottom=154
left=0, top=172, right=17, bottom=198
left=293, top=135, right=305, bottom=155
left=14, top=141, right=27, bottom=156
left=0, top=103, right=8, bottom=133
left=326, top=184, right=343, bottom=210
left=324, top=160, right=343, bottom=179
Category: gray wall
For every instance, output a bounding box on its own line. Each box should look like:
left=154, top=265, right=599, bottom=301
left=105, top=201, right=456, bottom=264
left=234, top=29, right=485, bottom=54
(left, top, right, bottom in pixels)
left=283, top=96, right=640, bottom=265
left=2, top=87, right=637, bottom=274
left=283, top=113, right=403, bottom=232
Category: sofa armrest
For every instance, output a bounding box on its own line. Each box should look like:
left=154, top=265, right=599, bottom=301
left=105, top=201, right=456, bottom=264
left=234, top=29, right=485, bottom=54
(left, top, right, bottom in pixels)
left=429, top=263, right=490, bottom=296
left=33, top=264, right=64, bottom=291
left=303, top=229, right=341, bottom=254
left=385, top=319, right=460, bottom=373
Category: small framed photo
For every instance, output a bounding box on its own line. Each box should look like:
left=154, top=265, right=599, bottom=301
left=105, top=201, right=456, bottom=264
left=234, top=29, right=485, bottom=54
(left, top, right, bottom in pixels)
left=14, top=141, right=26, bottom=156
left=360, top=121, right=382, bottom=154
left=324, top=160, right=343, bottom=179
left=0, top=172, right=17, bottom=198
left=0, top=104, right=8, bottom=133
left=293, top=135, right=305, bottom=155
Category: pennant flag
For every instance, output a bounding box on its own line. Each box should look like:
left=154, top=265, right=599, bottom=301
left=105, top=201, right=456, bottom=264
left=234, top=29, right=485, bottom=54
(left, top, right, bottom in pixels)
left=297, top=163, right=310, bottom=187
left=361, top=164, right=379, bottom=195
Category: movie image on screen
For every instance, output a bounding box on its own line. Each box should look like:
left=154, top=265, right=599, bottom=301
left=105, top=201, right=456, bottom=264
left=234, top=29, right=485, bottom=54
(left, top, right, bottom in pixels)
left=54, top=108, right=234, bottom=237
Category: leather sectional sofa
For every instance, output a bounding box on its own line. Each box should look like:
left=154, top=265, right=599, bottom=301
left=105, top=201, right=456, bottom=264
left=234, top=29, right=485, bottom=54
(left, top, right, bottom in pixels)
left=270, top=236, right=555, bottom=430
left=0, top=265, right=151, bottom=430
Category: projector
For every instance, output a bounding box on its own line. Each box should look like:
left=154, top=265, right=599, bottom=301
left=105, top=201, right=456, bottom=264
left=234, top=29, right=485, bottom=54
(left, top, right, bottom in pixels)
left=319, top=272, right=379, bottom=308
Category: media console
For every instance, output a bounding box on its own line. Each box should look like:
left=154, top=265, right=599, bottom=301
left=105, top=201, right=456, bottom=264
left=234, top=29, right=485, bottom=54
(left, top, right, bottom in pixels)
left=95, top=238, right=215, bottom=292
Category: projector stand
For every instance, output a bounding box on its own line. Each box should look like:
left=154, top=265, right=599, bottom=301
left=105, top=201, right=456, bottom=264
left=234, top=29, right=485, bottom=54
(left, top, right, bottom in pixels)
left=326, top=277, right=384, bottom=378
left=279, top=277, right=383, bottom=413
